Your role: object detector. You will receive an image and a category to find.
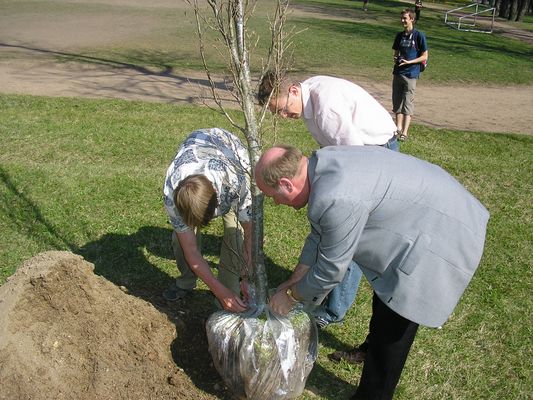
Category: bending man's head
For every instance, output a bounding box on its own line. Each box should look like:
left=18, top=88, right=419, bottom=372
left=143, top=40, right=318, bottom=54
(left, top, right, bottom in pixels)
left=255, top=145, right=309, bottom=209
left=174, top=174, right=218, bottom=228
left=258, top=71, right=303, bottom=119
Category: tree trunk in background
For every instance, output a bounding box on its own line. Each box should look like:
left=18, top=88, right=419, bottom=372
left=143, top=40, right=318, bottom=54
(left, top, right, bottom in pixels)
left=497, top=0, right=532, bottom=20
left=509, top=0, right=519, bottom=20
left=516, top=0, right=531, bottom=20
left=494, top=0, right=502, bottom=14
left=499, top=0, right=511, bottom=17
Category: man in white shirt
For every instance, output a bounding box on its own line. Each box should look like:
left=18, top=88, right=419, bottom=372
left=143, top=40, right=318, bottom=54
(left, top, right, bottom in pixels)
left=163, top=128, right=252, bottom=313
left=258, top=73, right=399, bottom=150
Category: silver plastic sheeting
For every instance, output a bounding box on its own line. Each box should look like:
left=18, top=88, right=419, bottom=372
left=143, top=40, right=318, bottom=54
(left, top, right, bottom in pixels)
left=206, top=305, right=318, bottom=400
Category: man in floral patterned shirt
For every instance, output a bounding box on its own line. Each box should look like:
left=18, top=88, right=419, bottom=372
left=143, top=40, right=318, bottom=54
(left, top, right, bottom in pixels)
left=163, top=128, right=252, bottom=312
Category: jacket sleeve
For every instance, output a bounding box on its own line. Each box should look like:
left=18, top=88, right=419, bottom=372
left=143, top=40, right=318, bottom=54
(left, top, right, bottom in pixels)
left=296, top=198, right=369, bottom=305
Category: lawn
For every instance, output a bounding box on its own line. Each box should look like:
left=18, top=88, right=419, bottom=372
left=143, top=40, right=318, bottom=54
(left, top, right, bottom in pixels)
left=289, top=0, right=533, bottom=84
left=1, top=93, right=531, bottom=399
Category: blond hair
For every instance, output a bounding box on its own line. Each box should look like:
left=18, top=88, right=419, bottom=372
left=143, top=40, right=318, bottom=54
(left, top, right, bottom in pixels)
left=260, top=145, right=303, bottom=189
left=174, top=174, right=218, bottom=228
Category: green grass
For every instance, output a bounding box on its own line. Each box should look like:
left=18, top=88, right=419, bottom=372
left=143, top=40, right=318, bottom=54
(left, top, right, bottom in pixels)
left=1, top=0, right=532, bottom=84
left=1, top=93, right=531, bottom=399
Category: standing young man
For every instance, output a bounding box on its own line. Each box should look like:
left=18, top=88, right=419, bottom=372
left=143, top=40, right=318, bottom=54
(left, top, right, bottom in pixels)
left=392, top=9, right=428, bottom=141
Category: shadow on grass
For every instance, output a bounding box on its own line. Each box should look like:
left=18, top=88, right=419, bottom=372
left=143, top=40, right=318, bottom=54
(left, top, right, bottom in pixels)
left=78, top=225, right=359, bottom=399
left=0, top=166, right=76, bottom=251
left=0, top=42, right=224, bottom=84
left=1, top=166, right=359, bottom=398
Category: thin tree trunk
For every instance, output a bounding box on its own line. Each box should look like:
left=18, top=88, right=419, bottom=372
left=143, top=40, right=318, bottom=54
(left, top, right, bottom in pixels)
left=516, top=0, right=531, bottom=20
left=509, top=0, right=519, bottom=20
left=494, top=0, right=502, bottom=14
left=223, top=0, right=268, bottom=306
left=187, top=0, right=292, bottom=307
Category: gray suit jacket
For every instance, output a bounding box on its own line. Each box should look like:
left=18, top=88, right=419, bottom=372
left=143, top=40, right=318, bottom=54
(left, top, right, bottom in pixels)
left=296, top=146, right=489, bottom=327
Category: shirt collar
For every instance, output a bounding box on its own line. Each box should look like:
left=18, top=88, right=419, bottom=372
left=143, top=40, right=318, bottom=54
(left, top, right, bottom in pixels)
left=300, top=81, right=314, bottom=120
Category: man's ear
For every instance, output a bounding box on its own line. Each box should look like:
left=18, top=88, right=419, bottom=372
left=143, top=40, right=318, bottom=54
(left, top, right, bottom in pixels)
left=288, top=84, right=299, bottom=96
left=279, top=177, right=294, bottom=193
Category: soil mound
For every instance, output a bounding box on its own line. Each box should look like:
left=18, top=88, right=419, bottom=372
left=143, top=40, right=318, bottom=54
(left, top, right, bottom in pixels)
left=0, top=251, right=213, bottom=400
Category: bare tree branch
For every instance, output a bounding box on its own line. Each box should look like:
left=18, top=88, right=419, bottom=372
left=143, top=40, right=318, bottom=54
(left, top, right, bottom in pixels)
left=185, top=0, right=296, bottom=305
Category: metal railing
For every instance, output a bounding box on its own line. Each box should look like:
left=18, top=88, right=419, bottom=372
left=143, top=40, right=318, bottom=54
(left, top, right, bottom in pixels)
left=445, top=2, right=496, bottom=33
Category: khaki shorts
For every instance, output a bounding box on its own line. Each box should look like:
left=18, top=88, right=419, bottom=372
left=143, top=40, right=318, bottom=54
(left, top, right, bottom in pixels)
left=392, top=74, right=417, bottom=116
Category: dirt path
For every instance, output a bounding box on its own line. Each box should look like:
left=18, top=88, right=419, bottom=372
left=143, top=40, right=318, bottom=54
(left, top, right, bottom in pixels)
left=1, top=56, right=531, bottom=135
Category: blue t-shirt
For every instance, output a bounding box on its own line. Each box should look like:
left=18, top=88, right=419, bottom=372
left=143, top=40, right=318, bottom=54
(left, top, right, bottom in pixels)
left=392, top=29, right=428, bottom=79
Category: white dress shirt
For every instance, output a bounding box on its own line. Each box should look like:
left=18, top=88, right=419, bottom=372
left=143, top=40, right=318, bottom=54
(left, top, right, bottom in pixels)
left=300, top=76, right=397, bottom=147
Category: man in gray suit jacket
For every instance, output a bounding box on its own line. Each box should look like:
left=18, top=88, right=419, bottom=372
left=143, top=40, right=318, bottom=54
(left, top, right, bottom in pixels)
left=255, top=145, right=489, bottom=399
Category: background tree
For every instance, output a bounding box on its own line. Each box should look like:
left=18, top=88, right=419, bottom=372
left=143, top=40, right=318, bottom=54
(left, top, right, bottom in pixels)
left=495, top=0, right=532, bottom=21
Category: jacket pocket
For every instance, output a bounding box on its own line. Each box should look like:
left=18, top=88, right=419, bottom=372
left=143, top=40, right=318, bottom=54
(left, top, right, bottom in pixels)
left=398, top=233, right=431, bottom=275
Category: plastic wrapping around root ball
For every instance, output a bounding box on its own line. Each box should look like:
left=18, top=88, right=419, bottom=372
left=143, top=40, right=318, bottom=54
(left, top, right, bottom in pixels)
left=206, top=305, right=318, bottom=400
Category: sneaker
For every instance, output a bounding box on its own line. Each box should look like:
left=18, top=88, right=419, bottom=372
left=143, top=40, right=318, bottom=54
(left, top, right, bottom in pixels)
left=314, top=314, right=345, bottom=330
left=162, top=287, right=191, bottom=301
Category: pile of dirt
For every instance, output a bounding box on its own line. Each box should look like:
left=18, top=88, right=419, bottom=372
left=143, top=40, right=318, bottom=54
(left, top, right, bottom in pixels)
left=0, top=251, right=216, bottom=400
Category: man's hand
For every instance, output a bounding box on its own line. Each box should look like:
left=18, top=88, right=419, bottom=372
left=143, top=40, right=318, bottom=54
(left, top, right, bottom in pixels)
left=275, top=279, right=293, bottom=294
left=215, top=285, right=248, bottom=313
left=275, top=263, right=310, bottom=295
left=270, top=263, right=309, bottom=314
left=398, top=58, right=410, bottom=67
left=270, top=289, right=297, bottom=315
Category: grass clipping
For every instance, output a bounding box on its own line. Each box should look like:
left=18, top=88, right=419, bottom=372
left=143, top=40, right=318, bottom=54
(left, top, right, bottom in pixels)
left=206, top=305, right=318, bottom=400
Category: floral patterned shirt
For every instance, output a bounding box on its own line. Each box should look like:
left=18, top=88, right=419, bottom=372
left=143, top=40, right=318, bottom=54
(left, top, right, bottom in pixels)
left=163, top=128, right=252, bottom=232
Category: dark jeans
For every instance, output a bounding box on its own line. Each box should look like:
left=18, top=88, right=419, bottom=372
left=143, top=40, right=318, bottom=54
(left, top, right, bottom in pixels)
left=352, top=292, right=419, bottom=400
left=313, top=261, right=362, bottom=324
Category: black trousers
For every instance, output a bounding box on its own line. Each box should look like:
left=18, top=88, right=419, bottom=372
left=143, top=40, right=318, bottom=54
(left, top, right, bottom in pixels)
left=352, top=292, right=419, bottom=400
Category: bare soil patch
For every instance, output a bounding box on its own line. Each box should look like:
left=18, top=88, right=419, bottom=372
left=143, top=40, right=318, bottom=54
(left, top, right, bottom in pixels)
left=0, top=251, right=223, bottom=400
